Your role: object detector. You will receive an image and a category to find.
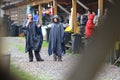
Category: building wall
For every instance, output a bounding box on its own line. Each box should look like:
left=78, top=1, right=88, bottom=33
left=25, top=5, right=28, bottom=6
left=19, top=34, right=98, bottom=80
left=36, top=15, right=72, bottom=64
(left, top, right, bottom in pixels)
left=18, top=5, right=27, bottom=25
left=0, top=7, right=4, bottom=17
left=9, top=7, right=19, bottom=24
left=3, top=5, right=27, bottom=25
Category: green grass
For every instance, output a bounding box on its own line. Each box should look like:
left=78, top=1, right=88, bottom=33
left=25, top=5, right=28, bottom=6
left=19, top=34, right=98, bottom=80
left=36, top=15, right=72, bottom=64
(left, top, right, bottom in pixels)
left=6, top=39, right=48, bottom=53
left=10, top=64, right=43, bottom=80
left=15, top=40, right=48, bottom=53
left=16, top=44, right=25, bottom=53
left=10, top=64, right=54, bottom=80
left=42, top=40, right=48, bottom=48
left=116, top=62, right=120, bottom=67
left=65, top=49, right=81, bottom=56
left=5, top=41, right=25, bottom=53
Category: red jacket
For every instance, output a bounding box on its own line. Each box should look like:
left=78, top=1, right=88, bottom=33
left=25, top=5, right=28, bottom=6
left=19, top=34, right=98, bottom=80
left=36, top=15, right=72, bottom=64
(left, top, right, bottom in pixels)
left=85, top=14, right=95, bottom=38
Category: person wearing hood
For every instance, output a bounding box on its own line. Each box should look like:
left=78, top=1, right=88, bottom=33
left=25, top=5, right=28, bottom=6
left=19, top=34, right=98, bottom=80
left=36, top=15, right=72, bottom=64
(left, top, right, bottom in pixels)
left=85, top=9, right=95, bottom=39
left=85, top=10, right=95, bottom=46
left=48, top=15, right=65, bottom=61
left=22, top=13, right=44, bottom=62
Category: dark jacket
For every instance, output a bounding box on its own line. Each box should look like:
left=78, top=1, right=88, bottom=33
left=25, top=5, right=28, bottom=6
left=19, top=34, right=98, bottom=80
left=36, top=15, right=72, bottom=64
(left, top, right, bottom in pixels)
left=81, top=14, right=88, bottom=26
left=22, top=20, right=42, bottom=53
left=48, top=15, right=65, bottom=56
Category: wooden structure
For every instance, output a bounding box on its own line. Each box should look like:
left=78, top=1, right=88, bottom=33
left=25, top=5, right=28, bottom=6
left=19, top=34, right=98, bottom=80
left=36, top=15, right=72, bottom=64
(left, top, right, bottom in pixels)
left=1, top=0, right=104, bottom=34
left=98, top=0, right=103, bottom=20
left=72, top=0, right=79, bottom=34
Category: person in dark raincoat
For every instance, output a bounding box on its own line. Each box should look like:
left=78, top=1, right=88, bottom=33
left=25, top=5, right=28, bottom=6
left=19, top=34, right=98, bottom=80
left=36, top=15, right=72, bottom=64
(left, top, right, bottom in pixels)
left=33, top=10, right=43, bottom=52
left=48, top=15, right=65, bottom=61
left=22, top=13, right=44, bottom=62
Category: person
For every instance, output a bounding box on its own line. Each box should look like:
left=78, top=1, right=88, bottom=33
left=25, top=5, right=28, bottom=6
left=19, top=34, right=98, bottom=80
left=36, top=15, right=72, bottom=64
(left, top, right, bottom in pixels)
left=85, top=9, right=95, bottom=45
left=22, top=13, right=44, bottom=62
left=80, top=12, right=88, bottom=37
left=60, top=16, right=64, bottom=23
left=102, top=8, right=108, bottom=22
left=33, top=10, right=39, bottom=21
left=77, top=12, right=81, bottom=26
left=33, top=10, right=43, bottom=53
left=92, top=11, right=99, bottom=27
left=48, top=15, right=65, bottom=61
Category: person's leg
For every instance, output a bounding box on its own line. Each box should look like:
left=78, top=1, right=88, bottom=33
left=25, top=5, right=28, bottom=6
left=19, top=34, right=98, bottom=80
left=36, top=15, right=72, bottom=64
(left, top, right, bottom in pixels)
left=84, top=37, right=92, bottom=47
left=58, top=55, right=62, bottom=62
left=56, top=43, right=62, bottom=62
left=53, top=51, right=57, bottom=61
left=34, top=51, right=44, bottom=61
left=53, top=53, right=57, bottom=61
left=57, top=52, right=62, bottom=62
left=28, top=50, right=33, bottom=62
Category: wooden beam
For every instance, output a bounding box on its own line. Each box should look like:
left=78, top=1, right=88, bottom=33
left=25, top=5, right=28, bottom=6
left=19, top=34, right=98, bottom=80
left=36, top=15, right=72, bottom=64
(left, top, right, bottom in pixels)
left=57, top=4, right=70, bottom=15
left=57, top=1, right=71, bottom=5
left=30, top=0, right=53, bottom=6
left=72, top=0, right=79, bottom=34
left=53, top=0, right=57, bottom=15
left=16, top=0, right=53, bottom=7
left=98, top=0, right=103, bottom=19
left=15, top=0, right=28, bottom=6
left=38, top=4, right=42, bottom=25
left=77, top=0, right=89, bottom=10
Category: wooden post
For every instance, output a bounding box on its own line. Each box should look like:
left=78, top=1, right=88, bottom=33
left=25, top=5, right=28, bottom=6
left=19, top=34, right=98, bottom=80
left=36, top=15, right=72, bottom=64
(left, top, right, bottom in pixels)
left=98, top=0, right=103, bottom=20
left=72, top=0, right=79, bottom=34
left=53, top=0, right=57, bottom=15
left=18, top=7, right=20, bottom=25
left=38, top=4, right=42, bottom=25
left=0, top=54, right=11, bottom=72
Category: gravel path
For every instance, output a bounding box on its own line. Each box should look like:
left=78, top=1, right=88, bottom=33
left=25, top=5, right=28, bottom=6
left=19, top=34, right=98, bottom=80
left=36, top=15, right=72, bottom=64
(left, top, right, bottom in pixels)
left=1, top=37, right=120, bottom=80
left=94, top=64, right=120, bottom=80
left=2, top=37, right=78, bottom=80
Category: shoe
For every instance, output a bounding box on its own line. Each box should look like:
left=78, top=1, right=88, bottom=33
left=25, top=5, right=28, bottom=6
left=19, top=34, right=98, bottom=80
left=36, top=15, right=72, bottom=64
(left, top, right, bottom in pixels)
left=29, top=59, right=33, bottom=62
left=37, top=58, right=44, bottom=61
left=58, top=56, right=62, bottom=62
left=53, top=54, right=57, bottom=61
left=54, top=57, right=57, bottom=61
